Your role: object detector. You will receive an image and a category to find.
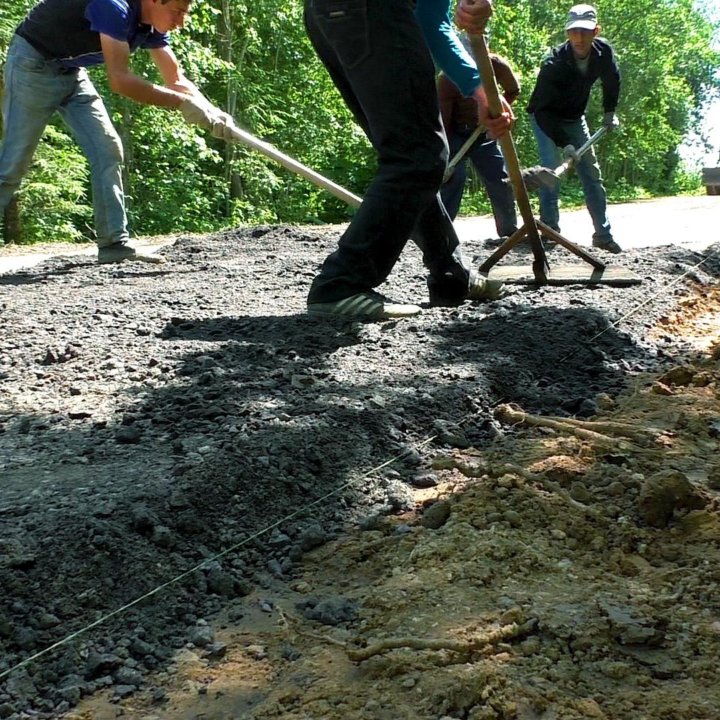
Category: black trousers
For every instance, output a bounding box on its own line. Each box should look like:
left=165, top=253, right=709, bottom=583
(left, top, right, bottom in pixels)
left=304, top=0, right=472, bottom=303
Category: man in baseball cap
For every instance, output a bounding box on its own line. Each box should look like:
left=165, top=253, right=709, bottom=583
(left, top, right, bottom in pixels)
left=526, top=4, right=622, bottom=253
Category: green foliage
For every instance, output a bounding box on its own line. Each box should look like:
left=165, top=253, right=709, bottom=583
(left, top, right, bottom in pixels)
left=13, top=126, right=93, bottom=244
left=1, top=0, right=718, bottom=243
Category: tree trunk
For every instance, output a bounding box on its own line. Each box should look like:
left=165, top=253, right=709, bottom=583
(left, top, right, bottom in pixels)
left=2, top=195, right=22, bottom=245
left=118, top=102, right=134, bottom=218
left=218, top=0, right=250, bottom=214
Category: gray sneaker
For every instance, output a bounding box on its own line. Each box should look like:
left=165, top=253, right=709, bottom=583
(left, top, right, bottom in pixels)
left=97, top=242, right=165, bottom=264
left=307, top=291, right=421, bottom=320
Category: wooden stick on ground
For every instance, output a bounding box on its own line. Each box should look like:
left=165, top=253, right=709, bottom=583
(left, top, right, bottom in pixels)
left=347, top=618, right=538, bottom=663
left=493, top=404, right=647, bottom=451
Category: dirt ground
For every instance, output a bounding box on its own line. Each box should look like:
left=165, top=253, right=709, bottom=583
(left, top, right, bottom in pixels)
left=1, top=206, right=719, bottom=720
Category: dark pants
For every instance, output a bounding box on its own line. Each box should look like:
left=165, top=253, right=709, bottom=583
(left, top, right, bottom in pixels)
left=441, top=129, right=518, bottom=237
left=304, top=0, right=471, bottom=304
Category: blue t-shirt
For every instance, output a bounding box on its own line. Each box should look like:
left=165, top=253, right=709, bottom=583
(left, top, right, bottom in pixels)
left=16, top=0, right=168, bottom=68
left=414, top=0, right=481, bottom=97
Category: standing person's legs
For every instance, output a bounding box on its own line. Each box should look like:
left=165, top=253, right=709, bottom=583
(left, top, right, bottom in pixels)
left=304, top=0, right=471, bottom=305
left=563, top=117, right=615, bottom=247
left=439, top=131, right=468, bottom=221
left=530, top=114, right=561, bottom=233
left=470, top=137, right=518, bottom=237
left=0, top=37, right=67, bottom=225
left=59, top=70, right=129, bottom=248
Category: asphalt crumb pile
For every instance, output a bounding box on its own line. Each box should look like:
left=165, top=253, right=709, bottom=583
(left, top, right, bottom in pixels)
left=0, top=226, right=719, bottom=719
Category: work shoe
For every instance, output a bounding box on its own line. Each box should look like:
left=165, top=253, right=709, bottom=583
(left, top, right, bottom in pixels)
left=484, top=235, right=509, bottom=248
left=592, top=237, right=622, bottom=254
left=307, top=291, right=421, bottom=320
left=466, top=272, right=507, bottom=301
left=429, top=270, right=507, bottom=306
left=97, top=242, right=165, bottom=265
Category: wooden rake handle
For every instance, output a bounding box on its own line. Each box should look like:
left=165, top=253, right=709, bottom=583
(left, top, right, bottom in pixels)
left=467, top=30, right=547, bottom=281
left=467, top=33, right=536, bottom=232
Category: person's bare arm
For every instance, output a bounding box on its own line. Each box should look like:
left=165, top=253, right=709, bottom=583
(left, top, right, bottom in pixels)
left=149, top=45, right=198, bottom=95
left=100, top=34, right=185, bottom=107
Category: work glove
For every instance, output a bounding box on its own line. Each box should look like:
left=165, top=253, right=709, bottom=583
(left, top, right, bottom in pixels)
left=562, top=144, right=580, bottom=165
left=603, top=112, right=620, bottom=132
left=179, top=95, right=218, bottom=128
left=179, top=96, right=236, bottom=140
left=209, top=111, right=237, bottom=141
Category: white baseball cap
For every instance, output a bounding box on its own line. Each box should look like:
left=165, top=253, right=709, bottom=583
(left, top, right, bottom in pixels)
left=565, top=4, right=598, bottom=31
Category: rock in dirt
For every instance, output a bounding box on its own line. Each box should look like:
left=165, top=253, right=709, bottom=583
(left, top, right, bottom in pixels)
left=297, top=596, right=358, bottom=626
left=421, top=499, right=452, bottom=529
left=638, top=470, right=707, bottom=527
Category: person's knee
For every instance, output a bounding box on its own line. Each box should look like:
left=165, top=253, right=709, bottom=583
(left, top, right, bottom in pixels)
left=579, top=160, right=602, bottom=184
left=416, top=132, right=449, bottom=185
left=87, top=131, right=124, bottom=170
left=106, top=135, right=124, bottom=166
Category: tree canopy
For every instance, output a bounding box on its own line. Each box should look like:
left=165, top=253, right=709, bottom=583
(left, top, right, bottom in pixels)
left=1, top=0, right=718, bottom=244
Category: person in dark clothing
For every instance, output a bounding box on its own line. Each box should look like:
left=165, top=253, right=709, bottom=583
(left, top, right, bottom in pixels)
left=526, top=3, right=622, bottom=253
left=0, top=0, right=233, bottom=263
left=303, top=0, right=513, bottom=321
left=438, top=48, right=520, bottom=244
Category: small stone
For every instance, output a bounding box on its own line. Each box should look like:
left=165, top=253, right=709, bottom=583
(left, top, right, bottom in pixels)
left=151, top=688, right=168, bottom=704
left=569, top=482, right=593, bottom=504
left=116, top=426, right=142, bottom=444
left=205, top=642, right=227, bottom=659
left=115, top=667, right=143, bottom=686
left=607, top=481, right=625, bottom=496
left=639, top=470, right=706, bottom=528
left=299, top=525, right=327, bottom=551
left=410, top=472, right=438, bottom=488
left=658, top=365, right=695, bottom=387
left=651, top=381, right=674, bottom=396
left=85, top=652, right=122, bottom=679
left=188, top=625, right=214, bottom=648
left=245, top=644, right=267, bottom=660
left=421, top=500, right=451, bottom=529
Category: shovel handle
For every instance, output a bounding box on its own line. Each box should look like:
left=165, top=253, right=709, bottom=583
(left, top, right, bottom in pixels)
left=555, top=126, right=608, bottom=179
left=467, top=33, right=539, bottom=237
left=225, top=122, right=362, bottom=209
left=443, top=125, right=485, bottom=183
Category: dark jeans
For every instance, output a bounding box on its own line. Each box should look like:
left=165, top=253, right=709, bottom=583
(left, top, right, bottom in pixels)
left=441, top=129, right=518, bottom=237
left=304, top=0, right=471, bottom=304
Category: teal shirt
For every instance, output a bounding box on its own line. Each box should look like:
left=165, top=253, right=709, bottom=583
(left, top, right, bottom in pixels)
left=414, top=0, right=481, bottom=97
